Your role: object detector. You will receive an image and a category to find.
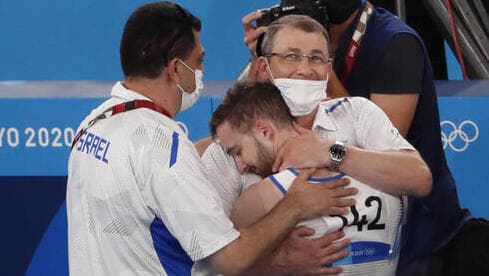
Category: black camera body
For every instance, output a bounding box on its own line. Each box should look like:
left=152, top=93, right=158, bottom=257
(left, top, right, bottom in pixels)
left=256, top=0, right=329, bottom=27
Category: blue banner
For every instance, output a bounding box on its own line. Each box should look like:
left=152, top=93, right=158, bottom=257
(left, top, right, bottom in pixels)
left=0, top=81, right=488, bottom=275
left=438, top=97, right=489, bottom=218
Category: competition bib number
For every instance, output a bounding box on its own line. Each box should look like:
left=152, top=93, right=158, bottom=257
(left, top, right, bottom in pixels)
left=333, top=196, right=385, bottom=232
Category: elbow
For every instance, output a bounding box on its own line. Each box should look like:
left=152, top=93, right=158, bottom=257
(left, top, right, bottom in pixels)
left=414, top=164, right=433, bottom=197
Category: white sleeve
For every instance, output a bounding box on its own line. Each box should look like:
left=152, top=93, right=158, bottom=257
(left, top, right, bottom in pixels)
left=352, top=97, right=415, bottom=151
left=136, top=130, right=240, bottom=261
left=201, top=141, right=262, bottom=217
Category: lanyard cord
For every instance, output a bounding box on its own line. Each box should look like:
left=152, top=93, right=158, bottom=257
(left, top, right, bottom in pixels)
left=341, top=1, right=374, bottom=84
left=71, top=100, right=172, bottom=149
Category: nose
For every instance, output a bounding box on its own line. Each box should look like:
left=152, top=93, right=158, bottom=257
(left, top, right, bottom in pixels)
left=293, top=58, right=315, bottom=79
left=234, top=156, right=249, bottom=174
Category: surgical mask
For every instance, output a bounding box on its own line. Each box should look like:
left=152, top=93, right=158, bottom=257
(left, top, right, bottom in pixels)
left=177, top=59, right=204, bottom=112
left=266, top=60, right=328, bottom=116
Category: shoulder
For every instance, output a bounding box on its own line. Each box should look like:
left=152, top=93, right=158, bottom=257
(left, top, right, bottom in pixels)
left=320, top=97, right=376, bottom=114
left=202, top=140, right=229, bottom=160
left=194, top=136, right=213, bottom=156
left=382, top=33, right=424, bottom=62
left=110, top=110, right=195, bottom=161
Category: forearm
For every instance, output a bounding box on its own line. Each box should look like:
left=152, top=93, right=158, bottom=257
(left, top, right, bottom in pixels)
left=243, top=248, right=286, bottom=276
left=210, top=196, right=301, bottom=274
left=243, top=228, right=350, bottom=275
left=340, top=146, right=432, bottom=196
left=299, top=139, right=433, bottom=196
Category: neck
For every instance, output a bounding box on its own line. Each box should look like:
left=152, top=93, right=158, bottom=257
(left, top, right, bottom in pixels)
left=295, top=108, right=318, bottom=130
left=123, top=77, right=180, bottom=117
left=329, top=10, right=359, bottom=56
left=274, top=126, right=299, bottom=158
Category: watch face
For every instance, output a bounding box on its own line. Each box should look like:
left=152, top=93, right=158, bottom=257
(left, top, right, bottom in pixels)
left=330, top=144, right=346, bottom=160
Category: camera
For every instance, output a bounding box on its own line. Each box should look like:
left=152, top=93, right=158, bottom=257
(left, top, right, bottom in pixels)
left=256, top=0, right=329, bottom=27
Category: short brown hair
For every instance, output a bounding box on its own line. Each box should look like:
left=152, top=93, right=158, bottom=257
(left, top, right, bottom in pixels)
left=261, top=14, right=330, bottom=56
left=210, top=81, right=294, bottom=137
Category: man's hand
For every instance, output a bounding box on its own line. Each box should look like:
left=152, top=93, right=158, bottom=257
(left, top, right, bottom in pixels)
left=285, top=169, right=357, bottom=220
left=242, top=11, right=267, bottom=57
left=249, top=227, right=351, bottom=275
left=273, top=124, right=333, bottom=172
left=269, top=227, right=350, bottom=275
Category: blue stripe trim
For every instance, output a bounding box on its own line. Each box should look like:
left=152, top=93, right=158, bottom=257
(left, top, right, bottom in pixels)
left=269, top=175, right=287, bottom=195
left=287, top=168, right=345, bottom=182
left=150, top=216, right=193, bottom=275
left=326, top=98, right=349, bottom=113
left=169, top=132, right=179, bottom=168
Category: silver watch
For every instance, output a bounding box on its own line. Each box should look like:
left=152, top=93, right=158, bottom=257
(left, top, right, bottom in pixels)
left=329, top=141, right=346, bottom=171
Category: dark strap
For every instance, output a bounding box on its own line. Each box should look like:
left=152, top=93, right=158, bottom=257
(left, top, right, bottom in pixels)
left=341, top=1, right=374, bottom=84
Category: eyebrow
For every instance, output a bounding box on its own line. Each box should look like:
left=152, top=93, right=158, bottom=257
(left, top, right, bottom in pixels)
left=309, top=49, right=327, bottom=55
left=280, top=47, right=326, bottom=55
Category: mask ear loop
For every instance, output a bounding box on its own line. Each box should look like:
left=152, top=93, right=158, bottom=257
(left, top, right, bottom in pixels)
left=176, top=59, right=196, bottom=95
left=264, top=57, right=276, bottom=81
left=176, top=83, right=186, bottom=94
left=178, top=59, right=196, bottom=73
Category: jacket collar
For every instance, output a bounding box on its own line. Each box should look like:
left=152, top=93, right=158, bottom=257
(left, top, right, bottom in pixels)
left=110, top=81, right=153, bottom=102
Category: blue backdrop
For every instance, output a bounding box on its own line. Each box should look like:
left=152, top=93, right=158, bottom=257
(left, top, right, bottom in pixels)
left=0, top=0, right=279, bottom=81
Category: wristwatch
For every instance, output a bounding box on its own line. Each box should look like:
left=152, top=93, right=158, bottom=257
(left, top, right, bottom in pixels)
left=329, top=141, right=346, bottom=171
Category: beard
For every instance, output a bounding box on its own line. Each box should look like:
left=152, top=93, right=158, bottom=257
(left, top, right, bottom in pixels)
left=250, top=137, right=275, bottom=178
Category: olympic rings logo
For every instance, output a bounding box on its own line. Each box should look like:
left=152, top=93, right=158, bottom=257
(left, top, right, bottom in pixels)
left=440, top=120, right=479, bottom=152
left=364, top=248, right=376, bottom=256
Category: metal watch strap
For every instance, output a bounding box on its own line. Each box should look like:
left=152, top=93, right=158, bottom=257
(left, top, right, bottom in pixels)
left=329, top=141, right=346, bottom=171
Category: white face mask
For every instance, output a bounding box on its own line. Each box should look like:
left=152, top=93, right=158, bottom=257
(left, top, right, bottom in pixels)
left=265, top=60, right=328, bottom=116
left=177, top=59, right=204, bottom=112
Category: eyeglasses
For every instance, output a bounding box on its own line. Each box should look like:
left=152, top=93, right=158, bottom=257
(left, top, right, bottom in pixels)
left=264, top=52, right=333, bottom=65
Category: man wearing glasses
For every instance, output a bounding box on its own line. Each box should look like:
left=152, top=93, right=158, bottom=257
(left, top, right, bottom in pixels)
left=198, top=14, right=431, bottom=274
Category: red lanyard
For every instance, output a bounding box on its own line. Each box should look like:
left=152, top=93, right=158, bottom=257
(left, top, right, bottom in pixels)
left=341, top=1, right=374, bottom=84
left=111, top=100, right=172, bottom=117
left=71, top=100, right=171, bottom=149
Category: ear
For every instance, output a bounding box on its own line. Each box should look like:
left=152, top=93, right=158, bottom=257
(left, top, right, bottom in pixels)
left=166, top=57, right=181, bottom=83
left=255, top=119, right=274, bottom=140
left=256, top=57, right=272, bottom=81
